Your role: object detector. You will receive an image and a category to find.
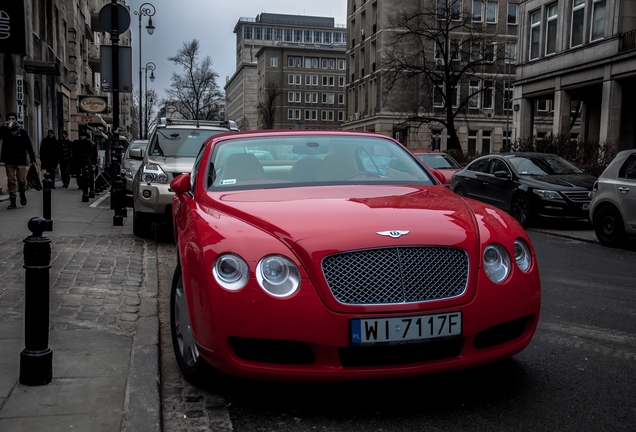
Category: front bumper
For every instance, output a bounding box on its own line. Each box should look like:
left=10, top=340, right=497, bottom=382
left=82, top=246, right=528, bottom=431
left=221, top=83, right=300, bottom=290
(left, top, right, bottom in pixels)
left=133, top=181, right=173, bottom=221
left=183, top=265, right=541, bottom=382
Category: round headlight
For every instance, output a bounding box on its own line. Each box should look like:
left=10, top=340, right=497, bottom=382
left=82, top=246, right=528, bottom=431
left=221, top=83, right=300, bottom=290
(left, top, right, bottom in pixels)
left=256, top=255, right=300, bottom=297
left=483, top=244, right=511, bottom=284
left=213, top=254, right=249, bottom=290
left=514, top=239, right=532, bottom=273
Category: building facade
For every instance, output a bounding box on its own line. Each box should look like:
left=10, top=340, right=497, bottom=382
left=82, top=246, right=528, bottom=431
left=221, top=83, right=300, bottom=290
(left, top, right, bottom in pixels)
left=1, top=0, right=133, bottom=193
left=225, top=13, right=347, bottom=130
left=255, top=44, right=347, bottom=129
left=343, top=0, right=519, bottom=154
left=513, top=0, right=636, bottom=151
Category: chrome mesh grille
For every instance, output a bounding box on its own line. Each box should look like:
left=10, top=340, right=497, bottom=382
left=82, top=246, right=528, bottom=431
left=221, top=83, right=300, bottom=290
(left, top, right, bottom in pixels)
left=322, top=247, right=469, bottom=305
left=561, top=191, right=591, bottom=202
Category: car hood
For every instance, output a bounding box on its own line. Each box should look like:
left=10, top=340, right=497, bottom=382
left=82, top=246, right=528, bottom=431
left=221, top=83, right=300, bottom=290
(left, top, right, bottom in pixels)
left=146, top=155, right=195, bottom=174
left=523, top=173, right=597, bottom=190
left=203, top=185, right=484, bottom=312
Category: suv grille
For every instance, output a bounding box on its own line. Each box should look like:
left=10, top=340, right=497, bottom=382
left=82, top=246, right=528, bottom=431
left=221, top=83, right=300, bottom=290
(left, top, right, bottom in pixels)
left=322, top=247, right=469, bottom=305
left=562, top=191, right=591, bottom=202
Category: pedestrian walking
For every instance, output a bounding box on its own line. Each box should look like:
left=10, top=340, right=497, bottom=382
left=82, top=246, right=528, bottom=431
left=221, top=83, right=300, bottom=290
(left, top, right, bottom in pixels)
left=0, top=112, right=36, bottom=209
left=39, top=129, right=60, bottom=188
left=72, top=131, right=96, bottom=189
left=59, top=131, right=73, bottom=188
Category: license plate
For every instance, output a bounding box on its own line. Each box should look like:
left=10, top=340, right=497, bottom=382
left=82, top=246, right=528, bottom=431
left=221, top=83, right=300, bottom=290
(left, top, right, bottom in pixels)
left=350, top=312, right=462, bottom=346
left=581, top=203, right=589, bottom=211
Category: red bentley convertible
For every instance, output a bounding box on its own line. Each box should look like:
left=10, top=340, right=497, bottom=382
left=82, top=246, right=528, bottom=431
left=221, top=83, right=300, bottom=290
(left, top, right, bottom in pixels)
left=169, top=130, right=541, bottom=384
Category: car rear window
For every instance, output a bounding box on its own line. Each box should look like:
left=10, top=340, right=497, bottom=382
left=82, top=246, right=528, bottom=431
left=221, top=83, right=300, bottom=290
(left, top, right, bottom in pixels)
left=148, top=129, right=226, bottom=158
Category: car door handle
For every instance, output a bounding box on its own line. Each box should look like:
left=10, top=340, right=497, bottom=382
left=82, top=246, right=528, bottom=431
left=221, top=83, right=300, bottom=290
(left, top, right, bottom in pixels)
left=619, top=187, right=630, bottom=193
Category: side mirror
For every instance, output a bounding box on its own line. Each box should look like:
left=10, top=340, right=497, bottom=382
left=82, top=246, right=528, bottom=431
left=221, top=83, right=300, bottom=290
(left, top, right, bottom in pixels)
left=428, top=167, right=446, bottom=184
left=493, top=170, right=511, bottom=179
left=171, top=173, right=191, bottom=194
left=129, top=148, right=144, bottom=159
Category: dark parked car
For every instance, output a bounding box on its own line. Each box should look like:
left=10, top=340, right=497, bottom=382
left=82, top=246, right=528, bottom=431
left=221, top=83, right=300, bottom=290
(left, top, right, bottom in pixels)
left=450, top=153, right=597, bottom=226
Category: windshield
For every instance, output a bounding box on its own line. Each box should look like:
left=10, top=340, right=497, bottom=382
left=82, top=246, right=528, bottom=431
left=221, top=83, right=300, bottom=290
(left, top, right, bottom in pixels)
left=417, top=153, right=461, bottom=169
left=148, top=129, right=225, bottom=158
left=509, top=156, right=584, bottom=175
left=205, top=135, right=435, bottom=190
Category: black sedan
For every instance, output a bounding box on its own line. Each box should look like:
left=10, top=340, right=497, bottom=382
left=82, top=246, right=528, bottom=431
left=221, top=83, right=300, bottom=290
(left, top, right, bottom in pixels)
left=450, top=153, right=597, bottom=226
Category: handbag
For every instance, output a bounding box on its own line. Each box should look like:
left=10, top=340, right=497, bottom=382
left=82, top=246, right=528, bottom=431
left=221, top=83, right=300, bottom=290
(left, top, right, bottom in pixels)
left=27, top=165, right=42, bottom=191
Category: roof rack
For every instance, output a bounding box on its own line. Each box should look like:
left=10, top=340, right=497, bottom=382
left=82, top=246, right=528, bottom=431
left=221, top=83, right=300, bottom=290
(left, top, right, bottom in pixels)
left=157, top=118, right=239, bottom=131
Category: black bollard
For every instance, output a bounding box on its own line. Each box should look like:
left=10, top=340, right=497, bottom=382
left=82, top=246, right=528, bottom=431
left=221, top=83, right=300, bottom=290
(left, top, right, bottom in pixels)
left=89, top=165, right=96, bottom=199
left=42, top=173, right=53, bottom=231
left=82, top=165, right=90, bottom=203
left=20, top=217, right=53, bottom=386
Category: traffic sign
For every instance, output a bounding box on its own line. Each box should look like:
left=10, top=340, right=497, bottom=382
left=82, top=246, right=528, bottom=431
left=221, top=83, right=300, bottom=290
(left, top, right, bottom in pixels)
left=99, top=3, right=131, bottom=34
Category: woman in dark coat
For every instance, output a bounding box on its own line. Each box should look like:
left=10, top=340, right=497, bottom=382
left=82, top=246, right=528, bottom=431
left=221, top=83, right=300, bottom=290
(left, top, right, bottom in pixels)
left=39, top=129, right=60, bottom=187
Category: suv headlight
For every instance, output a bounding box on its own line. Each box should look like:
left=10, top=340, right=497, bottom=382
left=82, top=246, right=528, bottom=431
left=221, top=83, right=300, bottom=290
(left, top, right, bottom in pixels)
left=139, top=163, right=169, bottom=184
left=533, top=189, right=561, bottom=200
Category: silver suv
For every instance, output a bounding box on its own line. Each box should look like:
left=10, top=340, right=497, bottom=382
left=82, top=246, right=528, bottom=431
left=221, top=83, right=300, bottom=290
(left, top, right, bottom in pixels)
left=132, top=119, right=237, bottom=237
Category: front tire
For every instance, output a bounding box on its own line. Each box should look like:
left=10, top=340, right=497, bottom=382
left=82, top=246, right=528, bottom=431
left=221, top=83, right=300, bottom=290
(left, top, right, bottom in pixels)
left=511, top=194, right=531, bottom=227
left=170, top=263, right=210, bottom=384
left=133, top=210, right=153, bottom=238
left=454, top=186, right=467, bottom=197
left=594, top=205, right=625, bottom=247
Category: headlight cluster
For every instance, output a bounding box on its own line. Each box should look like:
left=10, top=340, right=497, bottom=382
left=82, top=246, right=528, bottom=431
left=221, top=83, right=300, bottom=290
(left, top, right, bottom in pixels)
left=483, top=239, right=533, bottom=284
left=139, top=163, right=169, bottom=184
left=533, top=189, right=561, bottom=200
left=213, top=254, right=301, bottom=297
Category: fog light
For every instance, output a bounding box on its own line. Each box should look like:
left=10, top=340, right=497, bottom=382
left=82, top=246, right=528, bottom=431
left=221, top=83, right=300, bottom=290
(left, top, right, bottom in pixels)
left=142, top=190, right=152, bottom=199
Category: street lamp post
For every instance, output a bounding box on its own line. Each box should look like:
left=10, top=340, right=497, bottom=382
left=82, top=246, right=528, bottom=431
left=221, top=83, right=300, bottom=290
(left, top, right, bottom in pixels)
left=144, top=62, right=156, bottom=139
left=134, top=3, right=156, bottom=140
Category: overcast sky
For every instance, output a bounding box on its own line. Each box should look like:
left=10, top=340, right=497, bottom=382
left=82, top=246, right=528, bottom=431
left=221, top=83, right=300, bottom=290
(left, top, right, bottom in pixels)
left=125, top=0, right=348, bottom=107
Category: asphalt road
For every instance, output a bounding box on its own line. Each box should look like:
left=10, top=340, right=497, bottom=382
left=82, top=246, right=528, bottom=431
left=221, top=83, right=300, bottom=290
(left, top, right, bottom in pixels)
left=156, top=230, right=636, bottom=431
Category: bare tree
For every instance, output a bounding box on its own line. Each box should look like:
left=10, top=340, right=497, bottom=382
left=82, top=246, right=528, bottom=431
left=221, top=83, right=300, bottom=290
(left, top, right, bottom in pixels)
left=143, top=88, right=159, bottom=139
left=256, top=81, right=283, bottom=129
left=383, top=0, right=507, bottom=152
left=165, top=39, right=223, bottom=121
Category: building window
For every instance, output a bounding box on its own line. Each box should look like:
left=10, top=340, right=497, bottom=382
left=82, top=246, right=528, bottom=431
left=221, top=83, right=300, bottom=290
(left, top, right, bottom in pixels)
left=545, top=4, right=558, bottom=56
left=507, top=3, right=518, bottom=24
left=338, top=94, right=345, bottom=104
left=482, top=131, right=491, bottom=154
left=314, top=31, right=322, bottom=44
left=284, top=29, right=292, bottom=42
left=243, top=26, right=252, bottom=39
left=338, top=111, right=345, bottom=122
left=482, top=80, right=493, bottom=109
left=311, top=110, right=318, bottom=120
left=271, top=56, right=278, bottom=67
left=486, top=2, right=498, bottom=23
left=485, top=43, right=495, bottom=62
left=274, top=28, right=282, bottom=41
left=469, top=80, right=480, bottom=108
left=295, top=75, right=301, bottom=85
left=338, top=59, right=345, bottom=69
left=295, top=92, right=301, bottom=102
left=537, top=99, right=549, bottom=111
left=473, top=0, right=483, bottom=22
left=305, top=92, right=312, bottom=103
left=437, top=0, right=462, bottom=20
left=288, top=91, right=295, bottom=102
left=571, top=0, right=585, bottom=47
left=305, top=57, right=318, bottom=68
left=305, top=110, right=311, bottom=120
left=529, top=11, right=541, bottom=60
left=334, top=32, right=342, bottom=43
left=505, top=42, right=516, bottom=63
left=321, top=111, right=328, bottom=121
left=288, top=56, right=301, bottom=67
left=504, top=82, right=512, bottom=111
left=254, top=27, right=262, bottom=40
left=324, top=32, right=332, bottom=44
left=288, top=109, right=294, bottom=120
left=433, top=81, right=444, bottom=107
left=468, top=130, right=477, bottom=155
left=304, top=30, right=312, bottom=43
left=339, top=76, right=345, bottom=87
left=306, top=75, right=318, bottom=86
left=294, top=30, right=302, bottom=42
left=591, top=0, right=606, bottom=41
left=451, top=39, right=461, bottom=60
left=312, top=92, right=318, bottom=103
left=264, top=28, right=272, bottom=40
left=288, top=74, right=294, bottom=85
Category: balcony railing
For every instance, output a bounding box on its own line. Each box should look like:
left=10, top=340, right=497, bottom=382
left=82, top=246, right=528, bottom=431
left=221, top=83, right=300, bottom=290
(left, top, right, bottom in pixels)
left=620, top=29, right=636, bottom=52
